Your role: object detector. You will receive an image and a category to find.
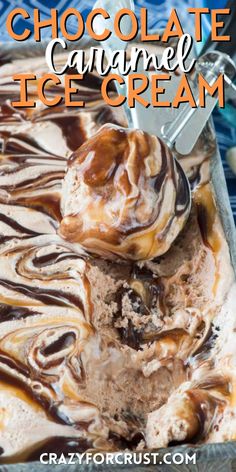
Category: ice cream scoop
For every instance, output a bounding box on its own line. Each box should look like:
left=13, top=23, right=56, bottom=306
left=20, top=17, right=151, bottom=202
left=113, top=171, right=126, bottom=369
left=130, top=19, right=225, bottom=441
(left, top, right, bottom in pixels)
left=60, top=124, right=191, bottom=261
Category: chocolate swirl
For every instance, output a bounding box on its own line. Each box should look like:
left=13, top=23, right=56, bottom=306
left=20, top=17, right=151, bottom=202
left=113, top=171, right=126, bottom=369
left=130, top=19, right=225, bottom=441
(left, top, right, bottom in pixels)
left=60, top=124, right=191, bottom=261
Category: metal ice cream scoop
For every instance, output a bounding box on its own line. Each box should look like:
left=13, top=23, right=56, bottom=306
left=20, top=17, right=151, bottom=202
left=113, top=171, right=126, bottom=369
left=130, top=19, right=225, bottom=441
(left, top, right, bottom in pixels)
left=163, top=50, right=236, bottom=155
left=93, top=0, right=236, bottom=156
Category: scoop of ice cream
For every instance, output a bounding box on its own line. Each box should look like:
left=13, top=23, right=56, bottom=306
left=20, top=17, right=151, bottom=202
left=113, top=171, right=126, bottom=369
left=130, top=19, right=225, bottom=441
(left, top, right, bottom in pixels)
left=60, top=124, right=190, bottom=261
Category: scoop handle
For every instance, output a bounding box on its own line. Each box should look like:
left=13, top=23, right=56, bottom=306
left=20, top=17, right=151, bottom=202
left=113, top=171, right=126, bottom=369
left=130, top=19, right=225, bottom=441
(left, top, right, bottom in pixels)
left=200, top=0, right=236, bottom=59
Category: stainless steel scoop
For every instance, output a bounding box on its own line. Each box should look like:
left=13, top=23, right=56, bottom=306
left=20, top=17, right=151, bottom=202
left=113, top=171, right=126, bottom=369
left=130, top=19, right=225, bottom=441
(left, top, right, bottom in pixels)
left=93, top=0, right=236, bottom=156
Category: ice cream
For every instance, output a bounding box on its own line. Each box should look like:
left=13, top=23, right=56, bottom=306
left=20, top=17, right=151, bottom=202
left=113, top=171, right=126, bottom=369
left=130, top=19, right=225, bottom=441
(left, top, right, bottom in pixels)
left=60, top=124, right=191, bottom=261
left=0, top=51, right=235, bottom=463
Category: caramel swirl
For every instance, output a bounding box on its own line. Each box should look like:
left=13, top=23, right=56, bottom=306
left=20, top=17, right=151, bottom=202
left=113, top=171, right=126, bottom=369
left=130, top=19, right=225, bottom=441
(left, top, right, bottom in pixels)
left=60, top=124, right=191, bottom=261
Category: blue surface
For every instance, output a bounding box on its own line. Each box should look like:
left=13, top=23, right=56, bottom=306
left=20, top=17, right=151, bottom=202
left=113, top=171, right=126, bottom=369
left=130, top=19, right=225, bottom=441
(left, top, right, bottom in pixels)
left=0, top=0, right=235, bottom=222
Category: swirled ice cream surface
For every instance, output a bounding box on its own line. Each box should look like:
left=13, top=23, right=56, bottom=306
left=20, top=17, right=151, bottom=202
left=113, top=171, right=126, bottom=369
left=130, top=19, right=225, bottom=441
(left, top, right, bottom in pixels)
left=0, top=53, right=236, bottom=462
